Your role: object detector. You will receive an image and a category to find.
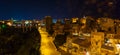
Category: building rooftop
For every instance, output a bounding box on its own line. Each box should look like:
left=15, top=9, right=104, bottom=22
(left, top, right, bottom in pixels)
left=72, top=38, right=91, bottom=48
left=114, top=34, right=120, bottom=39
left=101, top=45, right=114, bottom=51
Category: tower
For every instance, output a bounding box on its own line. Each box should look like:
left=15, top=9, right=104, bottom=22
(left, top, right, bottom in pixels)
left=44, top=16, right=53, bottom=32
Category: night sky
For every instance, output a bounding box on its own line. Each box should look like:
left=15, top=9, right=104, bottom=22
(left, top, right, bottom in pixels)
left=0, top=0, right=120, bottom=20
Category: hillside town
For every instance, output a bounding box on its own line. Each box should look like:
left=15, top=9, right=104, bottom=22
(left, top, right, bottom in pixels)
left=1, top=16, right=120, bottom=55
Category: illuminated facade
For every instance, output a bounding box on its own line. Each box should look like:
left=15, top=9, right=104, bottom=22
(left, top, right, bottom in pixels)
left=91, top=32, right=104, bottom=55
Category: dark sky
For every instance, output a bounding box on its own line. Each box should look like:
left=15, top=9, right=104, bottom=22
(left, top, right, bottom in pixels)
left=0, top=0, right=120, bottom=20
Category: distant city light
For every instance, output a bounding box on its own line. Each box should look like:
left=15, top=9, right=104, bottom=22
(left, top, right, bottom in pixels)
left=108, top=2, right=113, bottom=5
left=72, top=33, right=78, bottom=35
left=72, top=18, right=78, bottom=23
left=83, top=16, right=86, bottom=18
left=36, top=21, right=39, bottom=23
left=2, top=21, right=5, bottom=23
left=38, top=24, right=41, bottom=25
left=29, top=21, right=32, bottom=23
left=25, top=21, right=29, bottom=24
left=13, top=24, right=16, bottom=26
left=7, top=22, right=12, bottom=26
left=17, top=24, right=21, bottom=27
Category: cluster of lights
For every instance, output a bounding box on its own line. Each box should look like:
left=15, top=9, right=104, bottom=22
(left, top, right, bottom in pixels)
left=25, top=20, right=33, bottom=24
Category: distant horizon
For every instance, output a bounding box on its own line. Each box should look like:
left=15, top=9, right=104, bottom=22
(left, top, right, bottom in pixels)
left=0, top=15, right=120, bottom=20
left=0, top=16, right=68, bottom=20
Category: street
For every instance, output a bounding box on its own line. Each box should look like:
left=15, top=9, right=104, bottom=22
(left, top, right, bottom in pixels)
left=38, top=28, right=60, bottom=55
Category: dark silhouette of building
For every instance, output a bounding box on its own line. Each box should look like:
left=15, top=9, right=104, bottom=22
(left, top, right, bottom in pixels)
left=44, top=16, right=53, bottom=32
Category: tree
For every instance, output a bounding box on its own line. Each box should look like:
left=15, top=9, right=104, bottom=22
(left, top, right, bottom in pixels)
left=54, top=34, right=67, bottom=48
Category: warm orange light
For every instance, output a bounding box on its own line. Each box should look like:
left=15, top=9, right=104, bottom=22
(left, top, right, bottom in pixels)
left=72, top=18, right=78, bottom=23
left=7, top=22, right=12, bottom=26
left=41, top=48, right=52, bottom=55
left=81, top=18, right=86, bottom=24
left=2, top=21, right=5, bottom=23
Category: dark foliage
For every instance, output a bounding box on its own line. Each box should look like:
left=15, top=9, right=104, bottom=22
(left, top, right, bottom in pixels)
left=48, top=29, right=54, bottom=36
left=0, top=27, right=41, bottom=55
left=53, top=33, right=68, bottom=49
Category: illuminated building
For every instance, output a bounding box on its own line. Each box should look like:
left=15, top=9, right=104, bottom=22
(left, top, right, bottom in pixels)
left=91, top=32, right=104, bottom=55
left=80, top=17, right=87, bottom=29
left=64, top=18, right=71, bottom=24
left=101, top=45, right=114, bottom=55
left=52, top=19, right=64, bottom=37
left=114, top=20, right=120, bottom=34
left=72, top=18, right=78, bottom=24
left=112, top=34, right=120, bottom=55
left=62, top=33, right=91, bottom=55
left=99, top=18, right=114, bottom=32
left=71, top=24, right=79, bottom=36
left=64, top=18, right=71, bottom=33
left=63, top=31, right=106, bottom=55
